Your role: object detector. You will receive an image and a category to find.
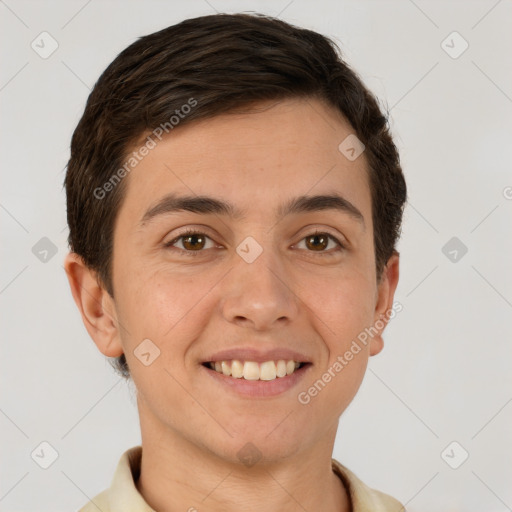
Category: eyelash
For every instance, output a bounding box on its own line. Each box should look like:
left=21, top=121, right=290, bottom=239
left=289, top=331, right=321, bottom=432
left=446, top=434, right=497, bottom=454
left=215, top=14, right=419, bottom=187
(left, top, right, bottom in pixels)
left=164, top=228, right=345, bottom=257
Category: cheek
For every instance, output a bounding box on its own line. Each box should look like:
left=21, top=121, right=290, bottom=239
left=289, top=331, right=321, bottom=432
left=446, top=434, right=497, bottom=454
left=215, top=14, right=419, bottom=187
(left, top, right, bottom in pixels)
left=114, top=267, right=217, bottom=357
left=302, top=268, right=375, bottom=398
left=112, top=270, right=215, bottom=408
left=305, top=270, right=376, bottom=344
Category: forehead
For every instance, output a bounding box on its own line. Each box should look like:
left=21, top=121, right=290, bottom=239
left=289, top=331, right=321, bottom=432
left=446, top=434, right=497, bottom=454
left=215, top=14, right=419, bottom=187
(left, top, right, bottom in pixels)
left=118, top=97, right=372, bottom=225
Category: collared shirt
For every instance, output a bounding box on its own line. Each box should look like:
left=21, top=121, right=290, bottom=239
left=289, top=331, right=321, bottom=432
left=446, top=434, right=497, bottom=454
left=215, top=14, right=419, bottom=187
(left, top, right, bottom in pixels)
left=79, top=446, right=404, bottom=511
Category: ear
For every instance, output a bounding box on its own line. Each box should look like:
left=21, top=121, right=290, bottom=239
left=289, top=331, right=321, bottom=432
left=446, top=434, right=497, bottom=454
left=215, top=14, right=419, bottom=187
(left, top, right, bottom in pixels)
left=369, top=252, right=400, bottom=356
left=64, top=252, right=124, bottom=358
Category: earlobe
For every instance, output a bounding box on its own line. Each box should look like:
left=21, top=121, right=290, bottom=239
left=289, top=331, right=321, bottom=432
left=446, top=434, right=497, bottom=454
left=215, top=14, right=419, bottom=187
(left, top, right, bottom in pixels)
left=370, top=252, right=400, bottom=356
left=63, top=252, right=124, bottom=358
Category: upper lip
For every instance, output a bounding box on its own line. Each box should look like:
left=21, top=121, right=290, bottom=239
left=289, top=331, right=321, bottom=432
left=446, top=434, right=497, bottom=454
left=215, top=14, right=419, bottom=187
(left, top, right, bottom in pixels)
left=202, top=348, right=312, bottom=364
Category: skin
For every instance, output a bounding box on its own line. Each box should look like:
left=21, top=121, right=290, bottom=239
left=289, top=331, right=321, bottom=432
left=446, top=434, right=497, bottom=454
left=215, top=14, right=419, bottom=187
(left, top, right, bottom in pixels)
left=65, top=97, right=399, bottom=512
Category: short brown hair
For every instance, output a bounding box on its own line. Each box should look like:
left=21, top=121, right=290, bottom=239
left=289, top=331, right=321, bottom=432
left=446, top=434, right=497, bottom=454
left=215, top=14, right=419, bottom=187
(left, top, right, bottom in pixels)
left=65, top=13, right=406, bottom=378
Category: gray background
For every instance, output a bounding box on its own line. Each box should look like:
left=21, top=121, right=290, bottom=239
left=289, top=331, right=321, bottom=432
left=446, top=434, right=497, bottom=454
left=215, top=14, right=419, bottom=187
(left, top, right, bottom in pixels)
left=1, top=0, right=511, bottom=510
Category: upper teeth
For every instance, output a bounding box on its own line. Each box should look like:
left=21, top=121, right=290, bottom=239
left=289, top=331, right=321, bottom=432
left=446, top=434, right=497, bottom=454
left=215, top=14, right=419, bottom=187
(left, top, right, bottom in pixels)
left=209, top=360, right=301, bottom=381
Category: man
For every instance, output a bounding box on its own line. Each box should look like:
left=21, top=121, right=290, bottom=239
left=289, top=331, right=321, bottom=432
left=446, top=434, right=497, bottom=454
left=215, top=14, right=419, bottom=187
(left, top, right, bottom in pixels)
left=64, top=12, right=407, bottom=511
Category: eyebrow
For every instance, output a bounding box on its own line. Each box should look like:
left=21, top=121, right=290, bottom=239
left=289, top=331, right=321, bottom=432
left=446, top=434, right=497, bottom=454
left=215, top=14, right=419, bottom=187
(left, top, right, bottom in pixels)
left=141, top=193, right=365, bottom=227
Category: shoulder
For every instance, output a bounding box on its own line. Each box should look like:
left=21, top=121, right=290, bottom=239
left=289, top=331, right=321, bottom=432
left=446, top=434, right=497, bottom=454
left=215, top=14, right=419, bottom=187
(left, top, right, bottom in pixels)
left=77, top=446, right=154, bottom=512
left=332, top=459, right=405, bottom=512
left=78, top=490, right=111, bottom=512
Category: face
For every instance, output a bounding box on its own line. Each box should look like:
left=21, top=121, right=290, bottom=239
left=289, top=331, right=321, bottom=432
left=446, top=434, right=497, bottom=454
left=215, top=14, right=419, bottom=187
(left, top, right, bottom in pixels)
left=71, top=97, right=399, bottom=464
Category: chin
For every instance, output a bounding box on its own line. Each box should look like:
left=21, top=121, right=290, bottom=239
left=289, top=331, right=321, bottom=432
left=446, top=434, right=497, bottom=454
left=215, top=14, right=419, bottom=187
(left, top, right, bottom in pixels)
left=207, top=422, right=308, bottom=467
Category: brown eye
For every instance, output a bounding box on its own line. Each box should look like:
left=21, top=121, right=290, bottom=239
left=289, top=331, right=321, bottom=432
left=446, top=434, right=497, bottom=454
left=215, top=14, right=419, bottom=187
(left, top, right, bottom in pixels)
left=296, top=231, right=344, bottom=254
left=305, top=233, right=329, bottom=251
left=181, top=233, right=206, bottom=251
left=166, top=231, right=215, bottom=255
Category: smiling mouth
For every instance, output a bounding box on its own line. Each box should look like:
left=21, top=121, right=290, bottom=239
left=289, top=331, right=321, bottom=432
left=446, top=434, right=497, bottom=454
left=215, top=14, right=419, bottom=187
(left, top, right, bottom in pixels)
left=202, top=359, right=309, bottom=381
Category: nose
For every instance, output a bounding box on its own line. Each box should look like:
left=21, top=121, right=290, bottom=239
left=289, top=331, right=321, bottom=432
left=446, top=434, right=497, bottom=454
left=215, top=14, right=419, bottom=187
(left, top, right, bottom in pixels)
left=220, top=244, right=299, bottom=331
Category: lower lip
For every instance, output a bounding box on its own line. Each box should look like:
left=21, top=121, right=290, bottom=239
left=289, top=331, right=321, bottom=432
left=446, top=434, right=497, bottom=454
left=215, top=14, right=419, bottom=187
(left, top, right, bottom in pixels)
left=202, top=364, right=312, bottom=398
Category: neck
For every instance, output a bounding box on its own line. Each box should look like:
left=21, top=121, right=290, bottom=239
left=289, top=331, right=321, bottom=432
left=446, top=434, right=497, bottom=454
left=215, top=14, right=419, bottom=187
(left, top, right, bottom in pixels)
left=135, top=406, right=350, bottom=512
